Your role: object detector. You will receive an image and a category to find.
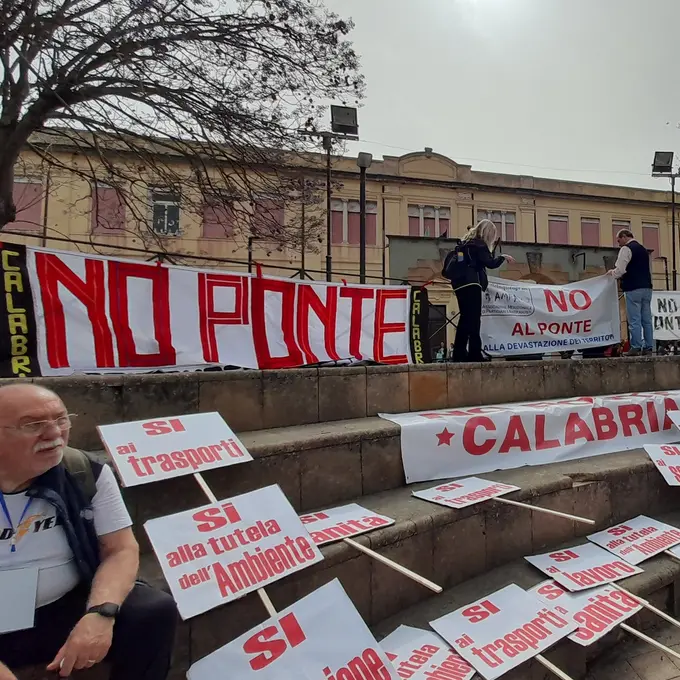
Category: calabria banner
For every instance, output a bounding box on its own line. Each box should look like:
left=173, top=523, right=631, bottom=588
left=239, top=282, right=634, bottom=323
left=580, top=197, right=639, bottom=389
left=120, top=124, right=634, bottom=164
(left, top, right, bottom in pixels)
left=481, top=275, right=620, bottom=356
left=0, top=243, right=428, bottom=377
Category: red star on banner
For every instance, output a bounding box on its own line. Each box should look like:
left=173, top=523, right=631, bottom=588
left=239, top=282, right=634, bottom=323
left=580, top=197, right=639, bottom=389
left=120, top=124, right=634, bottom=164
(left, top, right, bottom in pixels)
left=436, top=428, right=455, bottom=446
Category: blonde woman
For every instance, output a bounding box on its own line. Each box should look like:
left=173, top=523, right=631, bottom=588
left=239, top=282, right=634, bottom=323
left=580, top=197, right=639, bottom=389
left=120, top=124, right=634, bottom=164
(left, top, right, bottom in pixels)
left=442, top=220, right=515, bottom=362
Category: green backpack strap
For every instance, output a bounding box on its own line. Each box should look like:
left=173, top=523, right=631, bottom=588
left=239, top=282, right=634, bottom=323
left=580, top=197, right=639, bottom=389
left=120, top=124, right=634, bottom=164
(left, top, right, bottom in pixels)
left=61, top=447, right=98, bottom=504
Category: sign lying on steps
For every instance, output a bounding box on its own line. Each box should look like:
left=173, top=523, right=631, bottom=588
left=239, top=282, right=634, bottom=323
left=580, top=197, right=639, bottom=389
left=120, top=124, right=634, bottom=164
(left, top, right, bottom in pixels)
left=299, top=503, right=395, bottom=546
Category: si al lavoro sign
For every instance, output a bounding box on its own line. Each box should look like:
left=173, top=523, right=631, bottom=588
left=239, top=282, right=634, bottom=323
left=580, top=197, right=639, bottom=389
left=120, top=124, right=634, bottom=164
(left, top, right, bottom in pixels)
left=187, top=579, right=400, bottom=679
left=299, top=503, right=395, bottom=546
left=97, top=412, right=252, bottom=487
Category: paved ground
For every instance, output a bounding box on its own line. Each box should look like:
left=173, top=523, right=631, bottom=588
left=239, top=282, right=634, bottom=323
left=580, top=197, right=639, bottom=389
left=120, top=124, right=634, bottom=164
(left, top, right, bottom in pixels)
left=588, top=624, right=680, bottom=680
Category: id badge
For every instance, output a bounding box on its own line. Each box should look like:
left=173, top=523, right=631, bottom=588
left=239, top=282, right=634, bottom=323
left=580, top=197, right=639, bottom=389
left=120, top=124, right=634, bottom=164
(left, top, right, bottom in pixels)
left=0, top=567, right=38, bottom=632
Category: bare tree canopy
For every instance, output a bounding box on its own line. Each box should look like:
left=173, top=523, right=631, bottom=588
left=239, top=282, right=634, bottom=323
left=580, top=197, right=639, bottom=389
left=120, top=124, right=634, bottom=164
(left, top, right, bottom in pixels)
left=0, top=0, right=364, bottom=247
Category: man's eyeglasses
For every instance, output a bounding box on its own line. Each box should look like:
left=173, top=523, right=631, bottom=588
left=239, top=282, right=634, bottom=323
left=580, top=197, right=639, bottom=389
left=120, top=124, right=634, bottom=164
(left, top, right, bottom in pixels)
left=1, top=414, right=77, bottom=436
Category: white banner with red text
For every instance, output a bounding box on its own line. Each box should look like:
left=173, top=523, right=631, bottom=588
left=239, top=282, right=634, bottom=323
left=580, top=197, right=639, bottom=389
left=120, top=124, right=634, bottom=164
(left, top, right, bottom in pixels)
left=481, top=275, right=620, bottom=356
left=0, top=243, right=423, bottom=377
left=380, top=390, right=680, bottom=484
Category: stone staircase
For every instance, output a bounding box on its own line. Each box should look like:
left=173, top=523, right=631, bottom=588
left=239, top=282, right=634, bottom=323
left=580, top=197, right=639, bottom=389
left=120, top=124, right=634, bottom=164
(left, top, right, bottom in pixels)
left=14, top=357, right=680, bottom=679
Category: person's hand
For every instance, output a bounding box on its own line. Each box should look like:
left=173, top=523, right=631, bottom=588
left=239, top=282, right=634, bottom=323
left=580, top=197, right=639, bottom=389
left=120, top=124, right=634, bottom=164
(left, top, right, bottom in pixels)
left=47, top=614, right=114, bottom=676
left=503, top=254, right=516, bottom=264
left=606, top=269, right=615, bottom=276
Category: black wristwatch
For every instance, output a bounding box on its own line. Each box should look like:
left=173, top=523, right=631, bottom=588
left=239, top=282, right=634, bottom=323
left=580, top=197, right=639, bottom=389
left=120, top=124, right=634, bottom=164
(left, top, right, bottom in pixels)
left=86, top=603, right=120, bottom=619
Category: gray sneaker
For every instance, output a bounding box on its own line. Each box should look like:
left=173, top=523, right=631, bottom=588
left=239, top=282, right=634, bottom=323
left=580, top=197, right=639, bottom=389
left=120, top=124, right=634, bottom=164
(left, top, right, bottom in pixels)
left=642, top=348, right=653, bottom=356
left=624, top=348, right=641, bottom=357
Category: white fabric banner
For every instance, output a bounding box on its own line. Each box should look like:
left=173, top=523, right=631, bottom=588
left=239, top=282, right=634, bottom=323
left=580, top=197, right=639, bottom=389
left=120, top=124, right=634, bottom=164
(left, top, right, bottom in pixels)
left=481, top=275, right=620, bottom=356
left=298, top=503, right=394, bottom=546
left=187, top=579, right=399, bottom=679
left=380, top=390, right=680, bottom=484
left=652, top=290, right=680, bottom=340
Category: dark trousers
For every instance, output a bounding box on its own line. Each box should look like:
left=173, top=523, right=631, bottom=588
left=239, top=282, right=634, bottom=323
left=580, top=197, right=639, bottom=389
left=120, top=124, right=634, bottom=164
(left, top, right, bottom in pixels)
left=1, top=581, right=177, bottom=680
left=453, top=285, right=483, bottom=361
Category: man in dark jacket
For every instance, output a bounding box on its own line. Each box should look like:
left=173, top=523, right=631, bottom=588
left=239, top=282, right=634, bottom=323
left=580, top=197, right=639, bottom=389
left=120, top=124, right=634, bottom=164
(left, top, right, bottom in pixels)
left=0, top=384, right=177, bottom=680
left=607, top=228, right=654, bottom=355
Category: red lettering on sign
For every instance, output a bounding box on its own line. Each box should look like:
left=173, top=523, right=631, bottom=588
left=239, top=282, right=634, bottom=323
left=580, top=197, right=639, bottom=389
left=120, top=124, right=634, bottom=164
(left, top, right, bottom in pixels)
left=373, top=289, right=408, bottom=364
left=108, top=260, right=175, bottom=367
left=535, top=414, right=560, bottom=450
left=663, top=398, right=680, bottom=430
left=545, top=289, right=592, bottom=313
left=607, top=525, right=632, bottom=536
left=647, top=400, right=660, bottom=432
left=592, top=407, right=618, bottom=441
left=296, top=285, right=340, bottom=364
left=243, top=612, right=307, bottom=670
left=35, top=253, right=115, bottom=368
left=462, top=599, right=500, bottom=623
left=192, top=502, right=242, bottom=532
left=564, top=412, right=595, bottom=445
left=498, top=415, right=531, bottom=454
left=463, top=417, right=496, bottom=456
left=142, top=419, right=186, bottom=436
left=339, top=286, right=374, bottom=360
left=618, top=404, right=646, bottom=436
left=548, top=550, right=579, bottom=562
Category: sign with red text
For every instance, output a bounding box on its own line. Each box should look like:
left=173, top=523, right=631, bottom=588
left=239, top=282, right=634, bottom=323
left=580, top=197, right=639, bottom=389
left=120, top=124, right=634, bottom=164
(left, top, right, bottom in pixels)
left=525, top=543, right=643, bottom=592
left=412, top=476, right=519, bottom=509
left=97, top=412, right=252, bottom=487
left=529, top=580, right=642, bottom=646
left=429, top=584, right=577, bottom=680
left=0, top=244, right=420, bottom=377
left=588, top=516, right=680, bottom=565
left=187, top=579, right=400, bottom=679
left=299, top=503, right=394, bottom=546
left=381, top=390, right=680, bottom=483
left=380, top=625, right=475, bottom=680
left=144, top=485, right=323, bottom=619
left=481, top=275, right=620, bottom=357
left=644, top=444, right=680, bottom=486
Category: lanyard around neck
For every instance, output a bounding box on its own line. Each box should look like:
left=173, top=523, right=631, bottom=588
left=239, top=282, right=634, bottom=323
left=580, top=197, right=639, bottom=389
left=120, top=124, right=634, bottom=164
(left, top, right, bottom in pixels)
left=0, top=493, right=34, bottom=553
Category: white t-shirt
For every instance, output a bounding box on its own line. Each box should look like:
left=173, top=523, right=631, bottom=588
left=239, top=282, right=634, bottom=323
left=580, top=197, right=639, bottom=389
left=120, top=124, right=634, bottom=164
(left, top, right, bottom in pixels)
left=0, top=465, right=132, bottom=608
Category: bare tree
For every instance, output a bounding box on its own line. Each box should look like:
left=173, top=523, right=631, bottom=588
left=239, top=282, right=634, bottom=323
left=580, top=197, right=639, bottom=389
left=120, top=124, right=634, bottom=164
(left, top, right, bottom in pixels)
left=0, top=0, right=364, bottom=250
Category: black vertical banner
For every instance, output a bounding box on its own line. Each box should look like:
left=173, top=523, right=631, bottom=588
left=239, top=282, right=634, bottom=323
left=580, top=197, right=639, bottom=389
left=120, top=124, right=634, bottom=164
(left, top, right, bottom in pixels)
left=0, top=242, right=41, bottom=377
left=409, top=286, right=431, bottom=364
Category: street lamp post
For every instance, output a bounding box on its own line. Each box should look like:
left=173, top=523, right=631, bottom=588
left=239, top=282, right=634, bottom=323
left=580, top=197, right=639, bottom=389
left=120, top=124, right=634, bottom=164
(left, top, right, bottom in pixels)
left=652, top=151, right=678, bottom=290
left=356, top=152, right=373, bottom=284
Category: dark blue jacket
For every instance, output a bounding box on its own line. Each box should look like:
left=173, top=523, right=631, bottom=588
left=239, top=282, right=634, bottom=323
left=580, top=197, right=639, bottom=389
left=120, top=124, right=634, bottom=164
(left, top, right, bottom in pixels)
left=620, top=240, right=652, bottom=292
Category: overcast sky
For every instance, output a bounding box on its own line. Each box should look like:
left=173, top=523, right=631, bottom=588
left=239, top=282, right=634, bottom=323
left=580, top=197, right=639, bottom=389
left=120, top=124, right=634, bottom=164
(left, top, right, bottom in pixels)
left=323, top=0, right=680, bottom=191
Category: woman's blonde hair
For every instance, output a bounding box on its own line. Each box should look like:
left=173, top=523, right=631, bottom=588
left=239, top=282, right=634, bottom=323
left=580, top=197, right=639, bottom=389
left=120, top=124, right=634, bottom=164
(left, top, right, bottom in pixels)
left=462, top=219, right=497, bottom=248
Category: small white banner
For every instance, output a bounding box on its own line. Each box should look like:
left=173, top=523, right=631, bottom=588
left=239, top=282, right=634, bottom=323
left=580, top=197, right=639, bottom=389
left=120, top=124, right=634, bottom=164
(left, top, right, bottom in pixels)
left=380, top=625, right=475, bottom=680
left=652, top=291, right=680, bottom=341
left=380, top=390, right=680, bottom=484
left=429, top=584, right=577, bottom=680
left=644, top=444, right=680, bottom=486
left=412, top=477, right=519, bottom=509
left=481, top=275, right=620, bottom=356
left=299, top=503, right=395, bottom=546
left=529, top=580, right=642, bottom=646
left=98, top=412, right=252, bottom=487
left=587, top=516, right=680, bottom=565
left=525, top=543, right=643, bottom=592
left=144, top=485, right=323, bottom=620
left=187, top=579, right=400, bottom=679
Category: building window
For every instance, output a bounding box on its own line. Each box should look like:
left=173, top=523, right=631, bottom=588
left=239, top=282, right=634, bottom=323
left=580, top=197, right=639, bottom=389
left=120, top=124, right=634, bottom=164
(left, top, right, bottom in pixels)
left=643, top=222, right=660, bottom=256
left=202, top=202, right=235, bottom=239
left=612, top=219, right=630, bottom=245
left=251, top=198, right=284, bottom=236
left=477, top=210, right=516, bottom=242
left=7, top=180, right=43, bottom=232
left=152, top=190, right=180, bottom=236
left=331, top=199, right=378, bottom=245
left=408, top=205, right=451, bottom=238
left=548, top=215, right=569, bottom=245
left=580, top=217, right=600, bottom=247
left=91, top=184, right=125, bottom=234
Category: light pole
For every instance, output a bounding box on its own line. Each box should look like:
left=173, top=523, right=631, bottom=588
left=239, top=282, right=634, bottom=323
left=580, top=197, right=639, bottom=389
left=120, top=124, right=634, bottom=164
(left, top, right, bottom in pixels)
left=356, top=152, right=373, bottom=284
left=652, top=151, right=678, bottom=290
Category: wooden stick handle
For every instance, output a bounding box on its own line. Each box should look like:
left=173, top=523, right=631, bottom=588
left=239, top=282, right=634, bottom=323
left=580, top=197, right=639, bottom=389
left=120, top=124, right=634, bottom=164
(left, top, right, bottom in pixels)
left=621, top=623, right=680, bottom=661
left=613, top=584, right=680, bottom=630
left=343, top=537, right=443, bottom=593
left=666, top=549, right=680, bottom=563
left=493, top=497, right=595, bottom=525
left=193, top=473, right=277, bottom=617
left=535, top=654, right=574, bottom=680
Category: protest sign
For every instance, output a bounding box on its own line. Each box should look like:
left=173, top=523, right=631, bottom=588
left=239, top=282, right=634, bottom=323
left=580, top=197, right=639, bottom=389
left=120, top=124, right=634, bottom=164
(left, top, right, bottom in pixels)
left=187, top=579, right=399, bottom=679
left=412, top=477, right=519, bottom=509
left=588, top=516, right=680, bottom=565
left=644, top=444, right=680, bottom=486
left=480, top=275, right=620, bottom=357
left=380, top=625, right=475, bottom=680
left=144, top=484, right=323, bottom=619
left=652, top=291, right=680, bottom=341
left=529, top=580, right=642, bottom=646
left=299, top=503, right=395, bottom=546
left=525, top=543, right=643, bottom=592
left=381, top=390, right=680, bottom=483
left=97, top=412, right=252, bottom=487
left=429, top=584, right=577, bottom=680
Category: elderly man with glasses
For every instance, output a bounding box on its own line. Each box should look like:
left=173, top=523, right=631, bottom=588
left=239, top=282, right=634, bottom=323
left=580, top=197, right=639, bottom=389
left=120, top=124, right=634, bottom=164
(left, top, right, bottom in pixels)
left=0, top=384, right=177, bottom=680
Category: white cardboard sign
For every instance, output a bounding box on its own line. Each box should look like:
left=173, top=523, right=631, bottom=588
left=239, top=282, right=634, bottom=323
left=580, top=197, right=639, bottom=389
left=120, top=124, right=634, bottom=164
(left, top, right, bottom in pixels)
left=529, top=579, right=642, bottom=646
left=97, top=412, right=252, bottom=487
left=412, top=477, right=519, bottom=509
left=144, top=485, right=323, bottom=620
left=429, top=584, right=577, bottom=680
left=187, top=579, right=400, bottom=679
left=299, top=503, right=395, bottom=546
left=525, top=543, right=643, bottom=592
left=587, top=515, right=680, bottom=565
left=380, top=625, right=475, bottom=680
left=644, top=444, right=680, bottom=486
